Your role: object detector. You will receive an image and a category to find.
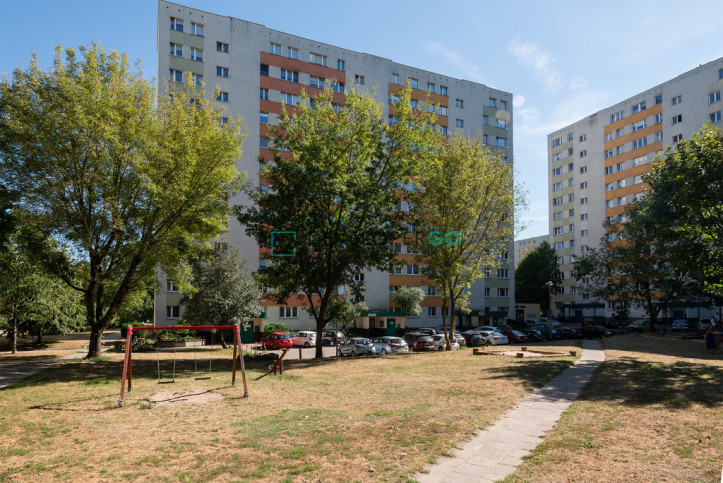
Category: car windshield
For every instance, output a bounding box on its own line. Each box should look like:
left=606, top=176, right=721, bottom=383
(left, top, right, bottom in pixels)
left=279, top=334, right=289, bottom=339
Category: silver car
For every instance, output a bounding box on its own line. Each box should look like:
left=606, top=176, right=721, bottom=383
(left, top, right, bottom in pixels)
left=430, top=334, right=460, bottom=351
left=338, top=337, right=376, bottom=356
left=478, top=331, right=509, bottom=345
left=371, top=336, right=408, bottom=354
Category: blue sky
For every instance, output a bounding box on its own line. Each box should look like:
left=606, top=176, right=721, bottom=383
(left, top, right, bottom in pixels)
left=2, top=0, right=722, bottom=239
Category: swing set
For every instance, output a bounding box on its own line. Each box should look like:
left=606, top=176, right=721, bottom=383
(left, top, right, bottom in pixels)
left=118, top=325, right=248, bottom=407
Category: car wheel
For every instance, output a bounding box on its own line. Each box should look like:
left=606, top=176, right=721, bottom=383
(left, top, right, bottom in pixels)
left=381, top=349, right=387, bottom=355
left=438, top=346, right=444, bottom=351
left=304, top=341, right=310, bottom=347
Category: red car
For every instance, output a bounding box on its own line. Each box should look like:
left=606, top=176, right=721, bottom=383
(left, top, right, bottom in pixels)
left=501, top=329, right=529, bottom=343
left=261, top=332, right=293, bottom=350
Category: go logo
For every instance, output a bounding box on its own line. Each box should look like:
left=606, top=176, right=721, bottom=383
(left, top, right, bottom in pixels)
left=428, top=231, right=462, bottom=246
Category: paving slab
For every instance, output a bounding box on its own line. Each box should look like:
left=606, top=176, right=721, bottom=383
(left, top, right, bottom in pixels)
left=415, top=340, right=604, bottom=483
left=0, top=352, right=85, bottom=389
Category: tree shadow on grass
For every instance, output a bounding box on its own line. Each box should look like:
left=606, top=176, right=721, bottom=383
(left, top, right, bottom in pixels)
left=481, top=358, right=576, bottom=391
left=579, top=357, right=722, bottom=408
left=602, top=333, right=721, bottom=361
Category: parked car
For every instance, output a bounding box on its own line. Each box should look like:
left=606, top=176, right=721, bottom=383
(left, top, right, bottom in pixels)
left=403, top=332, right=436, bottom=352
left=338, top=337, right=376, bottom=356
left=453, top=332, right=466, bottom=347
left=261, top=332, right=293, bottom=350
left=501, top=330, right=529, bottom=343
left=321, top=330, right=346, bottom=346
left=671, top=320, right=689, bottom=332
left=478, top=331, right=509, bottom=345
left=414, top=328, right=438, bottom=335
left=579, top=325, right=611, bottom=338
left=523, top=329, right=545, bottom=342
left=556, top=327, right=579, bottom=339
left=627, top=320, right=648, bottom=333
left=430, top=334, right=460, bottom=351
left=290, top=330, right=317, bottom=347
left=371, top=336, right=408, bottom=354
left=462, top=332, right=486, bottom=347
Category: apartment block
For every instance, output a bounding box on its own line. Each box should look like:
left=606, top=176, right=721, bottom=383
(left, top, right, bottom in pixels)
left=513, top=234, right=549, bottom=267
left=156, top=1, right=515, bottom=332
left=548, top=58, right=723, bottom=321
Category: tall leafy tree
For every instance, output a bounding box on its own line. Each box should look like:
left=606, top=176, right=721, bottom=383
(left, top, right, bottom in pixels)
left=0, top=43, right=245, bottom=357
left=642, top=124, right=723, bottom=297
left=235, top=86, right=437, bottom=358
left=409, top=133, right=521, bottom=348
left=514, top=241, right=561, bottom=314
left=181, top=247, right=261, bottom=348
left=390, top=286, right=425, bottom=318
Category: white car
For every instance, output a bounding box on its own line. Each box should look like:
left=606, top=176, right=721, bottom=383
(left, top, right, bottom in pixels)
left=430, top=334, right=459, bottom=351
left=290, top=330, right=317, bottom=347
left=478, top=331, right=509, bottom=345
left=371, top=336, right=409, bottom=354
left=464, top=326, right=498, bottom=334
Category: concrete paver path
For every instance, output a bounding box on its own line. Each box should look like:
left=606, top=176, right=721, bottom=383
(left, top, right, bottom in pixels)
left=0, top=352, right=85, bottom=389
left=415, top=340, right=605, bottom=483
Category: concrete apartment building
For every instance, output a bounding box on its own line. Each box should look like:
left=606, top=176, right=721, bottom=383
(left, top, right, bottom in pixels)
left=514, top=234, right=549, bottom=267
left=156, top=1, right=515, bottom=333
left=548, top=58, right=723, bottom=322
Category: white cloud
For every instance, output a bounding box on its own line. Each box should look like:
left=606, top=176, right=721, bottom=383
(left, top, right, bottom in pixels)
left=424, top=42, right=493, bottom=85
left=507, top=39, right=594, bottom=94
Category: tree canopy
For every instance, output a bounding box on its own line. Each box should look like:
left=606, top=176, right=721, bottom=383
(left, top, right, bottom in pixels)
left=514, top=241, right=561, bottom=314
left=0, top=43, right=245, bottom=356
left=235, top=86, right=437, bottom=357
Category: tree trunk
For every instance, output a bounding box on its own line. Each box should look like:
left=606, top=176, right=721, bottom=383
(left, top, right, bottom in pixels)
left=36, top=326, right=43, bottom=345
left=87, top=324, right=103, bottom=358
left=11, top=315, right=18, bottom=354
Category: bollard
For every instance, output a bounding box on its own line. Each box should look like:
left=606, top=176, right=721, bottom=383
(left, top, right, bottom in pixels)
left=299, top=347, right=302, bottom=359
left=569, top=350, right=577, bottom=356
left=516, top=352, right=524, bottom=358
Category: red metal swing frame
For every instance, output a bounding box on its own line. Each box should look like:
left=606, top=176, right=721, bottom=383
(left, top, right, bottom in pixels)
left=118, top=325, right=248, bottom=407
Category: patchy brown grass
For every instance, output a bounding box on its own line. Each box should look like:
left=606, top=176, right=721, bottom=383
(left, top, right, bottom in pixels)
left=505, top=335, right=723, bottom=483
left=0, top=344, right=577, bottom=482
left=0, top=331, right=114, bottom=353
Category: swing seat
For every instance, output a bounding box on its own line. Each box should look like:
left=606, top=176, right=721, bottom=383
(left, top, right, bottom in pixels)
left=158, top=380, right=175, bottom=384
left=194, top=376, right=211, bottom=380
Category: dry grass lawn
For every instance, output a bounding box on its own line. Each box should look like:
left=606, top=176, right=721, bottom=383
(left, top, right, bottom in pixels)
left=505, top=334, right=723, bottom=483
left=0, top=331, right=115, bottom=354
left=0, top=343, right=578, bottom=482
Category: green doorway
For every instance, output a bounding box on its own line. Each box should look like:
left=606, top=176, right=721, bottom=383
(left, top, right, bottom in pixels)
left=240, top=321, right=255, bottom=343
left=386, top=318, right=397, bottom=336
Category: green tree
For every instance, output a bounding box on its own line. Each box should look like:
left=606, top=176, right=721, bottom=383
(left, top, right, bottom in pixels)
left=514, top=241, right=562, bottom=314
left=409, top=133, right=521, bottom=348
left=0, top=243, right=39, bottom=353
left=235, top=86, right=437, bottom=358
left=181, top=247, right=261, bottom=348
left=325, top=298, right=367, bottom=334
left=0, top=43, right=245, bottom=357
left=390, top=286, right=425, bottom=318
left=642, top=124, right=723, bottom=297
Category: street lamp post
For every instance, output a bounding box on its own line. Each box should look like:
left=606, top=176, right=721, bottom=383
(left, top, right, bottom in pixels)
left=545, top=281, right=554, bottom=340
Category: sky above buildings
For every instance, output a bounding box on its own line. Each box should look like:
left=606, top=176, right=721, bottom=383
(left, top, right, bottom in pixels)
left=1, top=0, right=722, bottom=239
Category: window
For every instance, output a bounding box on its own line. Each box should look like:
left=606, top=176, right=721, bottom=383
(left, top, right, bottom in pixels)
left=581, top=213, right=588, bottom=221
left=456, top=99, right=464, bottom=108
left=191, top=22, right=204, bottom=36
left=672, top=114, right=682, bottom=124
left=568, top=178, right=574, bottom=187
left=496, top=138, right=507, bottom=147
left=554, top=241, right=563, bottom=249
left=632, top=120, right=646, bottom=132
left=580, top=197, right=588, bottom=205
left=440, top=85, right=448, bottom=96
left=605, top=132, right=613, bottom=142
left=579, top=150, right=587, bottom=158
left=579, top=166, right=587, bottom=174
left=392, top=73, right=400, bottom=84
left=711, top=111, right=722, bottom=123
left=438, top=106, right=447, bottom=115
left=489, top=98, right=496, bottom=108
left=482, top=115, right=488, bottom=125
left=484, top=287, right=491, bottom=297
left=259, top=88, right=269, bottom=100
left=388, top=115, right=398, bottom=125
left=216, top=42, right=229, bottom=53
left=455, top=119, right=464, bottom=128
left=673, top=134, right=683, bottom=143
left=355, top=75, right=365, bottom=85
left=280, top=306, right=298, bottom=318
left=285, top=46, right=298, bottom=59
left=219, top=117, right=228, bottom=126
left=631, top=101, right=646, bottom=114
left=610, top=111, right=624, bottom=123
left=568, top=162, right=574, bottom=171
left=169, top=43, right=182, bottom=57
left=310, top=52, right=327, bottom=66
left=654, top=94, right=662, bottom=105
left=409, top=99, right=418, bottom=109
left=720, top=69, right=723, bottom=80
left=580, top=181, right=587, bottom=189
left=166, top=280, right=178, bottom=292
left=605, top=166, right=614, bottom=175
left=280, top=93, right=298, bottom=105
left=496, top=119, right=507, bottom=128
left=654, top=113, right=663, bottom=124
left=310, top=76, right=325, bottom=89
left=166, top=305, right=180, bottom=319
left=497, top=288, right=509, bottom=298
left=553, top=153, right=562, bottom=161
left=260, top=64, right=269, bottom=76
left=553, top=182, right=563, bottom=191
left=552, top=167, right=561, bottom=176
left=568, top=133, right=574, bottom=141
left=672, top=95, right=682, bottom=105
left=616, top=145, right=625, bottom=155
left=710, top=91, right=721, bottom=104
left=170, top=17, right=183, bottom=31
left=552, top=137, right=562, bottom=147
left=480, top=133, right=486, bottom=143
left=427, top=82, right=436, bottom=93
left=579, top=134, right=587, bottom=142
left=217, top=91, right=228, bottom=102
left=569, top=208, right=575, bottom=217
left=409, top=78, right=418, bottom=89
left=332, top=82, right=344, bottom=93
left=406, top=264, right=419, bottom=275
left=169, top=69, right=182, bottom=82
left=426, top=286, right=437, bottom=296
left=337, top=59, right=345, bottom=71
left=260, top=112, right=268, bottom=124
left=581, top=245, right=589, bottom=253
left=280, top=69, right=299, bottom=83
left=500, top=100, right=507, bottom=110
left=217, top=66, right=229, bottom=77
left=581, top=229, right=588, bottom=237
left=270, top=43, right=282, bottom=55
left=192, top=73, right=203, bottom=86
left=553, top=211, right=563, bottom=221
left=632, top=137, right=647, bottom=149
left=442, top=126, right=448, bottom=136
left=497, top=269, right=509, bottom=279
left=428, top=307, right=438, bottom=317
left=259, top=137, right=269, bottom=149
left=190, top=48, right=203, bottom=62
left=553, top=196, right=563, bottom=206
left=553, top=226, right=564, bottom=235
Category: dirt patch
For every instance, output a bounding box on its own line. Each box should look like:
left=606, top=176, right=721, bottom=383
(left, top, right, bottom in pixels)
left=150, top=390, right=224, bottom=406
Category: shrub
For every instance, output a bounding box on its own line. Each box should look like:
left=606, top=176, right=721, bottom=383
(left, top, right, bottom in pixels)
left=264, top=322, right=289, bottom=333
